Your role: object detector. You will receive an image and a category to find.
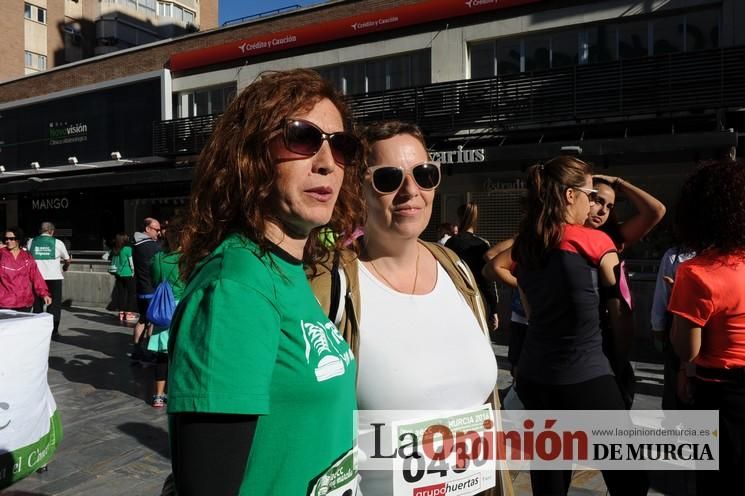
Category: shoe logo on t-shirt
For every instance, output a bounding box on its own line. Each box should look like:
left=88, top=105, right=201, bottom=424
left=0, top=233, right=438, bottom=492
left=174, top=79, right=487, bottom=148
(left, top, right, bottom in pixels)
left=301, top=320, right=350, bottom=382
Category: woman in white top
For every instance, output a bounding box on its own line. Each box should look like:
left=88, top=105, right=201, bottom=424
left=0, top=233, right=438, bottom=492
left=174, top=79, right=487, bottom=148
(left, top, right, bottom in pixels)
left=311, top=121, right=512, bottom=496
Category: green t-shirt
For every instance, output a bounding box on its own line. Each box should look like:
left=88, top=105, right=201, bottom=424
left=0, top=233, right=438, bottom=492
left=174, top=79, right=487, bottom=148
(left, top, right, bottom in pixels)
left=109, top=246, right=134, bottom=277
left=168, top=234, right=356, bottom=495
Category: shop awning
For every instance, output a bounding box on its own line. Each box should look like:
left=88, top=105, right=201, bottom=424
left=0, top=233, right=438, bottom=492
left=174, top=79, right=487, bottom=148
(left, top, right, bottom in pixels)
left=0, top=156, right=193, bottom=194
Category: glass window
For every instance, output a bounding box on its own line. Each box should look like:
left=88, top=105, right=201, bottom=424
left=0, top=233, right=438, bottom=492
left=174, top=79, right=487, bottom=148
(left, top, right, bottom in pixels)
left=342, top=63, right=366, bottom=95
left=470, top=41, right=496, bottom=79
left=173, top=4, right=184, bottom=21
left=194, top=90, right=209, bottom=116
left=317, top=66, right=343, bottom=94
left=525, top=37, right=550, bottom=72
left=39, top=54, right=46, bottom=70
left=366, top=58, right=387, bottom=92
left=157, top=1, right=171, bottom=17
left=410, top=50, right=431, bottom=87
left=551, top=31, right=578, bottom=68
left=618, top=21, right=649, bottom=59
left=588, top=25, right=615, bottom=63
left=24, top=51, right=33, bottom=67
left=37, top=6, right=46, bottom=24
left=388, top=54, right=412, bottom=90
left=686, top=10, right=719, bottom=51
left=653, top=16, right=684, bottom=55
left=126, top=0, right=137, bottom=9
left=496, top=39, right=522, bottom=75
left=184, top=9, right=195, bottom=24
left=24, top=3, right=32, bottom=19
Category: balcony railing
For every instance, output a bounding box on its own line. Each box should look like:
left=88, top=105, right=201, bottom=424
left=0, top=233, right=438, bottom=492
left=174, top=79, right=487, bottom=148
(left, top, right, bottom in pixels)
left=153, top=46, right=745, bottom=156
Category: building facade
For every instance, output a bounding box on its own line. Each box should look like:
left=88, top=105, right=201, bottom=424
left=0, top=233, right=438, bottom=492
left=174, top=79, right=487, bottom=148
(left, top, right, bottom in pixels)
left=0, top=0, right=217, bottom=82
left=0, top=0, right=743, bottom=260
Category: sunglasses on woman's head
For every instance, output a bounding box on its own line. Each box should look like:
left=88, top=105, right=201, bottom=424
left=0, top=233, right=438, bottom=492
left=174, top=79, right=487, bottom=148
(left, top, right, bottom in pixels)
left=367, top=161, right=442, bottom=194
left=283, top=119, right=361, bottom=167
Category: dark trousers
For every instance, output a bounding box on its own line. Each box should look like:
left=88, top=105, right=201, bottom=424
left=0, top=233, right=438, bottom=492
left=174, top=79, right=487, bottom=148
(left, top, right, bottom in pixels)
left=518, top=375, right=649, bottom=496
left=693, top=379, right=745, bottom=495
left=112, top=276, right=138, bottom=312
left=34, top=279, right=62, bottom=334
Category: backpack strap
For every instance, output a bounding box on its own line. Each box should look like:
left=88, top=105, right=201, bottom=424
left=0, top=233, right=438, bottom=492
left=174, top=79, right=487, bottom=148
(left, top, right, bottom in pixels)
left=422, top=240, right=489, bottom=334
left=309, top=250, right=361, bottom=356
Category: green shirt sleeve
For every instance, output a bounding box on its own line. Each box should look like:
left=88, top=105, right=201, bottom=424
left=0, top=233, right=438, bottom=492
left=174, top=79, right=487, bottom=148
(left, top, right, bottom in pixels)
left=168, top=277, right=281, bottom=415
left=151, top=252, right=163, bottom=285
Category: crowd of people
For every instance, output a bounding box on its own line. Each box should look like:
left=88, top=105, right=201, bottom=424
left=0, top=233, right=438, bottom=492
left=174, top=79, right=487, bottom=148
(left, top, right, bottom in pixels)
left=4, top=68, right=743, bottom=496
left=103, top=216, right=185, bottom=408
left=0, top=222, right=69, bottom=336
left=160, top=68, right=745, bottom=496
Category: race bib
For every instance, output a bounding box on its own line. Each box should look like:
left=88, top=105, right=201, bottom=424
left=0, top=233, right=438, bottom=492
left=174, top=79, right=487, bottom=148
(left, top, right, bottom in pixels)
left=309, top=448, right=358, bottom=496
left=391, top=405, right=496, bottom=496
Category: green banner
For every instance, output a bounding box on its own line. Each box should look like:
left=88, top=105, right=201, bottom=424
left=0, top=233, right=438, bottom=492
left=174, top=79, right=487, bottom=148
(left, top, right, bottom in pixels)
left=0, top=410, right=63, bottom=489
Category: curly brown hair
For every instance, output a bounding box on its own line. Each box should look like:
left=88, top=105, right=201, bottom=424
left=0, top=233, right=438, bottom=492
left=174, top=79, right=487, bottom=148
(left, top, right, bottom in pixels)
left=513, top=155, right=593, bottom=269
left=675, top=160, right=745, bottom=254
left=179, top=69, right=364, bottom=279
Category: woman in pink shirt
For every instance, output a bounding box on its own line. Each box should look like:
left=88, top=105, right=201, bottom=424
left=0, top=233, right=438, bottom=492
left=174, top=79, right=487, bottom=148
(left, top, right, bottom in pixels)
left=0, top=227, right=51, bottom=311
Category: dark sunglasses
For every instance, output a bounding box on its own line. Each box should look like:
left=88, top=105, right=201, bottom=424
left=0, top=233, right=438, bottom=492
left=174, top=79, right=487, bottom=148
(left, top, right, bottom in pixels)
left=3, top=237, right=18, bottom=241
left=367, top=161, right=442, bottom=194
left=283, top=119, right=360, bottom=167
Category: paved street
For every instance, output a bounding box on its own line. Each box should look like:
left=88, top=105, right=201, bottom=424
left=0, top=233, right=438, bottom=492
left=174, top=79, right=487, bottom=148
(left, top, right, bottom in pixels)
left=2, top=307, right=683, bottom=495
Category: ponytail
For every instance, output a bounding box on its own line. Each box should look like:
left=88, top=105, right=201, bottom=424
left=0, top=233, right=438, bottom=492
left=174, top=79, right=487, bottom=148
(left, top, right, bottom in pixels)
left=513, top=156, right=592, bottom=269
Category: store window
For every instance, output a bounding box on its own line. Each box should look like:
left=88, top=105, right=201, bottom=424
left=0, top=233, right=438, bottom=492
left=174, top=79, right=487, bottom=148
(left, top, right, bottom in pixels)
left=316, top=50, right=431, bottom=95
left=175, top=83, right=237, bottom=118
left=551, top=31, right=579, bottom=68
left=587, top=25, right=615, bottom=63
left=470, top=41, right=495, bottom=79
left=618, top=21, right=649, bottom=59
left=686, top=10, right=719, bottom=51
left=525, top=37, right=551, bottom=72
left=468, top=8, right=720, bottom=79
left=496, top=40, right=522, bottom=75
left=653, top=16, right=684, bottom=55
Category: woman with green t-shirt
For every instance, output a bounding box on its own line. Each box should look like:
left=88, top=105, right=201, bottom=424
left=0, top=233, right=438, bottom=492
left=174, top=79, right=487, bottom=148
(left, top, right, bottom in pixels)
left=167, top=69, right=364, bottom=495
left=147, top=218, right=185, bottom=408
left=107, top=233, right=137, bottom=322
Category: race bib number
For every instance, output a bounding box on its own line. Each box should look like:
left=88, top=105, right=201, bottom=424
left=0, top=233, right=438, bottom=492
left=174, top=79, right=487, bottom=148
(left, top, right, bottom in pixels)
left=309, top=448, right=358, bottom=496
left=392, top=405, right=496, bottom=496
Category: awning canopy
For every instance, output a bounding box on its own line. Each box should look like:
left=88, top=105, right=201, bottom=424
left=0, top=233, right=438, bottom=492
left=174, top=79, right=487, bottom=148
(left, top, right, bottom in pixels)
left=0, top=156, right=194, bottom=194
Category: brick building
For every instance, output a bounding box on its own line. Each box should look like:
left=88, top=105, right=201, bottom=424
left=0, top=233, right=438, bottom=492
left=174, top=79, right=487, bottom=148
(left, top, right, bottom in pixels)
left=0, top=0, right=743, bottom=259
left=0, top=0, right=218, bottom=82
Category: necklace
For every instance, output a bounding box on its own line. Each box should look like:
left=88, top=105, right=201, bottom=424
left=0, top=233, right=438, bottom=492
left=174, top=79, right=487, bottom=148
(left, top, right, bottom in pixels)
left=368, top=245, right=420, bottom=294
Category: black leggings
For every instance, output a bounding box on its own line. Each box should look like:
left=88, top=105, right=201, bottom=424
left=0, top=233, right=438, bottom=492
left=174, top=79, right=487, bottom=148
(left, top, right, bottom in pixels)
left=517, top=375, right=649, bottom=496
left=155, top=352, right=168, bottom=382
left=693, top=379, right=745, bottom=495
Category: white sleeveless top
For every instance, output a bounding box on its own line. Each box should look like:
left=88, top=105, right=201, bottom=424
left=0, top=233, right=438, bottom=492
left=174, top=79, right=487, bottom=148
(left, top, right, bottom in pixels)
left=356, top=259, right=498, bottom=408
left=355, top=260, right=499, bottom=495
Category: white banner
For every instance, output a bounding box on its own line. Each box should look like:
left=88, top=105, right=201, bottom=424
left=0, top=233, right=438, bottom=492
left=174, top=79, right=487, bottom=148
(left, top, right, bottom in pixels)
left=0, top=311, right=62, bottom=488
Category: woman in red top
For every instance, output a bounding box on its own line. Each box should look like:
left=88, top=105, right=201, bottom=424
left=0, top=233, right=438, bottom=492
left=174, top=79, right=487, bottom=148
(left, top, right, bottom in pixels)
left=0, top=227, right=51, bottom=311
left=512, top=156, right=648, bottom=495
left=669, top=160, right=745, bottom=495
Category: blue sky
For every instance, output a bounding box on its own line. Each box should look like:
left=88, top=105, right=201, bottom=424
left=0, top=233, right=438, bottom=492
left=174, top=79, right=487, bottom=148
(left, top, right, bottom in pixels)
left=218, top=0, right=320, bottom=26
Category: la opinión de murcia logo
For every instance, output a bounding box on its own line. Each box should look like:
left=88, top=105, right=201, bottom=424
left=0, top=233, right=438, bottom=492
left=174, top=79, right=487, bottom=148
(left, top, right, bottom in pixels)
left=368, top=417, right=715, bottom=467
left=238, top=35, right=298, bottom=54
left=350, top=16, right=399, bottom=31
